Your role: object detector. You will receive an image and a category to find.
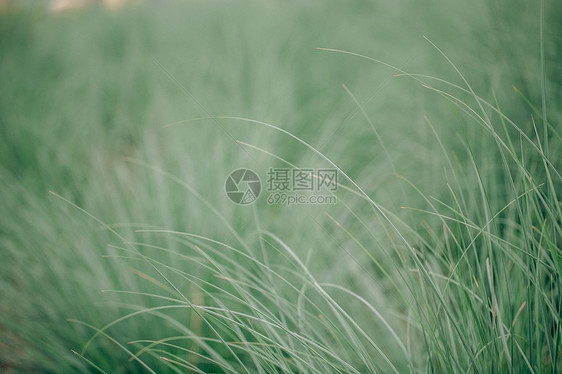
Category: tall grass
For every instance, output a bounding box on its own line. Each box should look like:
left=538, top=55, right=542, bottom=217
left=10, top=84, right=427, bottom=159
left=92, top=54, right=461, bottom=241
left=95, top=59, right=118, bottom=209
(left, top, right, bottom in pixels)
left=1, top=0, right=560, bottom=372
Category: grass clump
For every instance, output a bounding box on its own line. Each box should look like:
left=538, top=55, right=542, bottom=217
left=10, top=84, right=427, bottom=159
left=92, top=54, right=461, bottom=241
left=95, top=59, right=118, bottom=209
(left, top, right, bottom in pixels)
left=1, top=0, right=560, bottom=372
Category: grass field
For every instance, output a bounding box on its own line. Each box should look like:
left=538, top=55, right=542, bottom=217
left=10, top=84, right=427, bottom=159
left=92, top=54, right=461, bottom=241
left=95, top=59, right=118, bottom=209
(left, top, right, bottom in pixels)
left=1, top=0, right=561, bottom=372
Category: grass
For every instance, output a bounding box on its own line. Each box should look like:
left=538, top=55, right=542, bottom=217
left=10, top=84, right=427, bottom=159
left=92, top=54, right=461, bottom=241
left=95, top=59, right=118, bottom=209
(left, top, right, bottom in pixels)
left=1, top=0, right=561, bottom=372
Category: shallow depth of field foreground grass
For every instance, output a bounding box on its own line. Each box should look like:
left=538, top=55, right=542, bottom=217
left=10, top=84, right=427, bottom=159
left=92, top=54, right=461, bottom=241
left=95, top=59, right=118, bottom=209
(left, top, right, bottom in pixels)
left=1, top=0, right=561, bottom=372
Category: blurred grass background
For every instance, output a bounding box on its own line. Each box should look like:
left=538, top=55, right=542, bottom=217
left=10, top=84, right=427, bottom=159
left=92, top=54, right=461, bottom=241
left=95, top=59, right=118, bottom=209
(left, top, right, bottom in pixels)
left=1, top=0, right=561, bottom=372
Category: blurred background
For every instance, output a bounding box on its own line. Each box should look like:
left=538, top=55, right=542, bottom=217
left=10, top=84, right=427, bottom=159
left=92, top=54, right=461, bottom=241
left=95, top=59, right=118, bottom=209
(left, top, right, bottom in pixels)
left=1, top=0, right=560, bottom=372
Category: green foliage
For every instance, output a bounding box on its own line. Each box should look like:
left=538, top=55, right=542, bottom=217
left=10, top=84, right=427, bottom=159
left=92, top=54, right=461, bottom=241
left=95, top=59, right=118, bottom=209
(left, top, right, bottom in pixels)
left=1, top=0, right=560, bottom=372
